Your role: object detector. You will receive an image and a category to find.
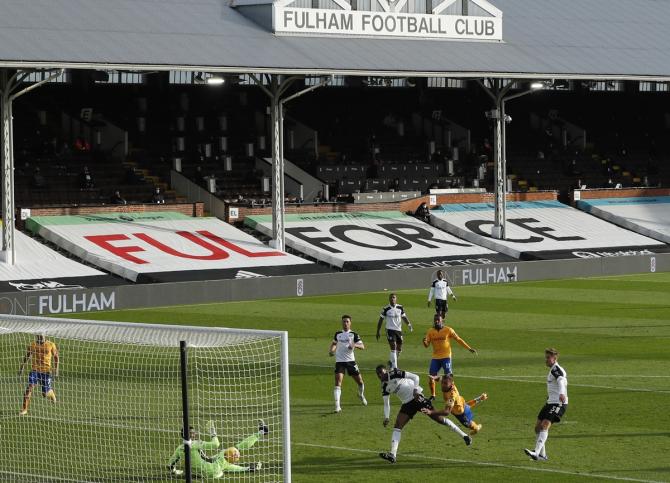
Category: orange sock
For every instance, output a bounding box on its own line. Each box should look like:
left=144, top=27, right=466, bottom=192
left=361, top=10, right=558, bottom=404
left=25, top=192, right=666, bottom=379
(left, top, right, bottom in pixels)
left=467, top=399, right=476, bottom=408
left=21, top=395, right=31, bottom=412
left=428, top=377, right=436, bottom=397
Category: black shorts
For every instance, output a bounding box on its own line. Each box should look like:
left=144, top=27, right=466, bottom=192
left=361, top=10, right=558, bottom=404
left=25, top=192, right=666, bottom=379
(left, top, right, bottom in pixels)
left=538, top=403, right=567, bottom=423
left=399, top=394, right=433, bottom=420
left=386, top=329, right=403, bottom=346
left=335, top=361, right=360, bottom=376
left=435, top=299, right=448, bottom=314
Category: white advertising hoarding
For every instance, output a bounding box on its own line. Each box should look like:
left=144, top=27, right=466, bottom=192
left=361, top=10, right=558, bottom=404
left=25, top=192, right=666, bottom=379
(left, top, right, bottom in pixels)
left=431, top=200, right=669, bottom=260
left=245, top=211, right=511, bottom=270
left=27, top=212, right=315, bottom=282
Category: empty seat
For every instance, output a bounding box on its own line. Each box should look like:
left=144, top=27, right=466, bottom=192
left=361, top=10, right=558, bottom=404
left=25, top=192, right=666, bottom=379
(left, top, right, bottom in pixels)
left=364, top=178, right=387, bottom=191
left=338, top=179, right=363, bottom=194
left=342, top=164, right=367, bottom=179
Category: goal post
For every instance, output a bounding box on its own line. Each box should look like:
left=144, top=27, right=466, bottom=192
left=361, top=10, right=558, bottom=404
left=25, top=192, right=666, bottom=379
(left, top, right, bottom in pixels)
left=0, top=314, right=291, bottom=482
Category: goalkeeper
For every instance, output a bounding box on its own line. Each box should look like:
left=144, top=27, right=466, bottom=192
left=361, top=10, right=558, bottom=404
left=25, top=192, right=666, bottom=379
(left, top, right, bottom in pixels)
left=168, top=420, right=268, bottom=477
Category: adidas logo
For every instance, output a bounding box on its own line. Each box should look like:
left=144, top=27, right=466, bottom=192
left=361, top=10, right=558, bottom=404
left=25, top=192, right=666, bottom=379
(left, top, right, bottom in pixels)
left=234, top=270, right=267, bottom=279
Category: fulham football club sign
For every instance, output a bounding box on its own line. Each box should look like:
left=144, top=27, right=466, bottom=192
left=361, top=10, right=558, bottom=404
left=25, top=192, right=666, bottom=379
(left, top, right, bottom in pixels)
left=272, top=0, right=502, bottom=41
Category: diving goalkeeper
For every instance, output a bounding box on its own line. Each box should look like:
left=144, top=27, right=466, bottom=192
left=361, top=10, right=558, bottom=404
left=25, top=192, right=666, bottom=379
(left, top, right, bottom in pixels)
left=168, top=419, right=268, bottom=477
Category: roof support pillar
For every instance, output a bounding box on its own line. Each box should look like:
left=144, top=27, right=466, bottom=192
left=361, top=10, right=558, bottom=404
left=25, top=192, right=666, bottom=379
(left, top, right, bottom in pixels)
left=251, top=74, right=330, bottom=251
left=478, top=78, right=541, bottom=240
left=0, top=68, right=63, bottom=265
left=0, top=69, right=15, bottom=264
left=269, top=75, right=286, bottom=251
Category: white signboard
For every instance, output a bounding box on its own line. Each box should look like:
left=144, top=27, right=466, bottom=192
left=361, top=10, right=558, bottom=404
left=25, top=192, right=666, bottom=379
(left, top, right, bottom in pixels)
left=273, top=0, right=502, bottom=41
left=27, top=212, right=313, bottom=282
left=0, top=223, right=103, bottom=282
left=577, top=196, right=670, bottom=244
left=245, top=211, right=509, bottom=270
left=431, top=200, right=668, bottom=260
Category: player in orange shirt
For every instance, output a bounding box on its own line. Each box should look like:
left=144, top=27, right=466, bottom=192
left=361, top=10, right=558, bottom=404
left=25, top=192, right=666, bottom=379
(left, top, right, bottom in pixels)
left=18, top=333, right=59, bottom=415
left=428, top=372, right=488, bottom=435
left=422, top=314, right=477, bottom=400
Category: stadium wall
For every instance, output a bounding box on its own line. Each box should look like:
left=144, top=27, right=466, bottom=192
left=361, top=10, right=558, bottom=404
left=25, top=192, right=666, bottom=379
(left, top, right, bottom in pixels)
left=227, top=191, right=557, bottom=223
left=570, top=187, right=670, bottom=205
left=0, top=253, right=666, bottom=316
left=17, top=202, right=205, bottom=225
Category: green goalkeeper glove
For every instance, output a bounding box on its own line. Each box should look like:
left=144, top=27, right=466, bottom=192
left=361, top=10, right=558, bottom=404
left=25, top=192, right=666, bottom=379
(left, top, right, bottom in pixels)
left=205, top=420, right=217, bottom=437
left=169, top=466, right=183, bottom=476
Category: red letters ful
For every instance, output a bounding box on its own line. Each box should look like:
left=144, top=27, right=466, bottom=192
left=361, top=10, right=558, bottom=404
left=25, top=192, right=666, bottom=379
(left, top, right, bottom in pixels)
left=85, top=230, right=284, bottom=264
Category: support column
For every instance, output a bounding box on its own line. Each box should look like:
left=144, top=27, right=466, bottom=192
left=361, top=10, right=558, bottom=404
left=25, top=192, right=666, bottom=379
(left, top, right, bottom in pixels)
left=1, top=70, right=15, bottom=264
left=501, top=100, right=509, bottom=228
left=270, top=75, right=285, bottom=251
left=492, top=103, right=505, bottom=240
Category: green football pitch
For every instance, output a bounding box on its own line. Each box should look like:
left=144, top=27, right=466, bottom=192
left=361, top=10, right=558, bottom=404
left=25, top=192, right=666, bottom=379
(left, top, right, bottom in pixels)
left=4, top=272, right=670, bottom=482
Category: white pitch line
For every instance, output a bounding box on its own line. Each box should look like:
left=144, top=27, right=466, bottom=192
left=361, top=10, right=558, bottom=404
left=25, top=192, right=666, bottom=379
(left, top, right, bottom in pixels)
left=0, top=470, right=92, bottom=482
left=296, top=442, right=666, bottom=483
left=478, top=375, right=670, bottom=379
left=291, top=363, right=670, bottom=394
left=455, top=374, right=670, bottom=395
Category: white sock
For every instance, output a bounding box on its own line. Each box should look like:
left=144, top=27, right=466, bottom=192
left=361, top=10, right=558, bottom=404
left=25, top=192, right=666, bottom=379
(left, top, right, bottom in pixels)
left=389, top=351, right=398, bottom=368
left=358, top=383, right=365, bottom=397
left=534, top=430, right=548, bottom=455
left=442, top=417, right=467, bottom=437
left=390, top=429, right=402, bottom=456
left=334, top=386, right=341, bottom=408
left=539, top=445, right=546, bottom=458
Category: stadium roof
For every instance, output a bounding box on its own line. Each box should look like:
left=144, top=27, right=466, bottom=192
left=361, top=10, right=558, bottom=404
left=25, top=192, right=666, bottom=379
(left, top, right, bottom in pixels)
left=1, top=0, right=670, bottom=80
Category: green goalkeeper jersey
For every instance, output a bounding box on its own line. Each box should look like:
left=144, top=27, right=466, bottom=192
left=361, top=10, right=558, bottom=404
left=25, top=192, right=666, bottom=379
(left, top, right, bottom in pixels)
left=168, top=436, right=250, bottom=477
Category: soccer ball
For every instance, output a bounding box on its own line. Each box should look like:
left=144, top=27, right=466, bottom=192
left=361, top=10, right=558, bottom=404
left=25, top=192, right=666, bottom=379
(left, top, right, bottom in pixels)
left=224, top=446, right=240, bottom=463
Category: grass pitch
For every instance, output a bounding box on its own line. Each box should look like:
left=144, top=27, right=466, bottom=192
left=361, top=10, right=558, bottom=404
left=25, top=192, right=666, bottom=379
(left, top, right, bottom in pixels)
left=4, top=272, right=670, bottom=482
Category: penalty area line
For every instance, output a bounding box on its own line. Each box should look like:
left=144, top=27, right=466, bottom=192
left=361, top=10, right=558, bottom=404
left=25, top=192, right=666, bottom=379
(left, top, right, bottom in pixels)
left=295, top=442, right=665, bottom=483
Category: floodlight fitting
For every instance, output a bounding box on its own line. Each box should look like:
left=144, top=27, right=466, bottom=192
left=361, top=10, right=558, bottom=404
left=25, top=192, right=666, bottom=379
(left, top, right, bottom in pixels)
left=530, top=81, right=545, bottom=90
left=207, top=76, right=225, bottom=85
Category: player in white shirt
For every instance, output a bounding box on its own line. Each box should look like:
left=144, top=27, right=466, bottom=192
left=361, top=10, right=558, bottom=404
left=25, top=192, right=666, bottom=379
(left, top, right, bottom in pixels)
left=375, top=365, right=471, bottom=463
left=524, top=348, right=568, bottom=461
left=329, top=315, right=366, bottom=413
left=376, top=293, right=413, bottom=369
left=427, top=270, right=456, bottom=318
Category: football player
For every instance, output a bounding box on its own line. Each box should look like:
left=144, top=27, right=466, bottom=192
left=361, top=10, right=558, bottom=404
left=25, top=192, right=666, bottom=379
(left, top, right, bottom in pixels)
left=422, top=314, right=477, bottom=400
left=329, top=315, right=367, bottom=413
left=18, top=333, right=59, bottom=415
left=376, top=365, right=471, bottom=464
left=427, top=270, right=457, bottom=318
left=524, top=348, right=568, bottom=461
left=430, top=373, right=488, bottom=435
left=168, top=420, right=268, bottom=477
left=376, top=293, right=413, bottom=369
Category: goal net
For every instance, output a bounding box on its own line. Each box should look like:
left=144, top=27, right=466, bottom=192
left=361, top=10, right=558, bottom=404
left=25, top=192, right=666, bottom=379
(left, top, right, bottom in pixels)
left=0, top=314, right=290, bottom=482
